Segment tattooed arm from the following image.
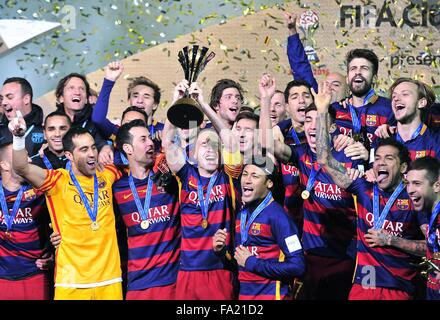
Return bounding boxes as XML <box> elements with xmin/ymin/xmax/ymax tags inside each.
<box><xmin>314</xmin><ymin>83</ymin><xmax>353</xmax><ymax>190</ymax></box>
<box><xmin>365</xmin><ymin>225</ymin><xmax>427</xmax><ymax>256</ymax></box>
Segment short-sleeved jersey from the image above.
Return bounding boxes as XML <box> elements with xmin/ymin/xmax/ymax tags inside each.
<box><xmin>332</xmin><ymin>94</ymin><xmax>395</xmax><ymax>148</ymax></box>
<box><xmin>373</xmin><ymin>124</ymin><xmax>440</xmax><ymax>161</ymax></box>
<box><xmin>0</xmin><ymin>186</ymin><xmax>49</xmax><ymax>280</ymax></box>
<box><xmin>113</xmin><ymin>170</ymin><xmax>181</xmax><ymax>291</ymax></box>
<box><xmin>426</xmin><ymin>210</ymin><xmax>440</xmax><ymax>299</ymax></box>
<box><xmin>346</xmin><ymin>178</ymin><xmax>427</xmax><ymax>294</ymax></box>
<box><xmin>276</xmin><ymin>119</ymin><xmax>306</xmax><ymax>224</ymax></box>
<box><xmin>290</xmin><ymin>144</ymin><xmax>359</xmax><ymax>259</ymax></box>
<box><xmin>175</xmin><ymin>163</ymin><xmax>240</xmax><ymax>271</ymax></box>
<box><xmin>236</xmin><ymin>201</ymin><xmax>304</xmax><ymax>300</ymax></box>
<box><xmin>39</xmin><ymin>165</ymin><xmax>122</xmax><ymax>287</ymax></box>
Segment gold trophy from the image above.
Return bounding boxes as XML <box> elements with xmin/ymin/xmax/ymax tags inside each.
<box><xmin>167</xmin><ymin>45</ymin><xmax>216</xmax><ymax>129</ymax></box>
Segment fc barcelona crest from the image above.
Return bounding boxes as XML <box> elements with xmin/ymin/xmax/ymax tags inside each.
<box><xmin>23</xmin><ymin>189</ymin><xmax>37</xmax><ymax>201</ymax></box>
<box><xmin>396</xmin><ymin>199</ymin><xmax>409</xmax><ymax>211</ymax></box>
<box><xmin>31</xmin><ymin>132</ymin><xmax>44</xmax><ymax>144</ymax></box>
<box><xmin>366</xmin><ymin>115</ymin><xmax>377</xmax><ymax>127</ymax></box>
<box><xmin>98</xmin><ymin>179</ymin><xmax>107</xmax><ymax>189</ymax></box>
<box><xmin>250</xmin><ymin>223</ymin><xmax>261</xmax><ymax>235</ymax></box>
<box><xmin>415</xmin><ymin>150</ymin><xmax>426</xmax><ymax>159</ymax></box>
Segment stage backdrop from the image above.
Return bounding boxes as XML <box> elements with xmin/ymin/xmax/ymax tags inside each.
<box><xmin>35</xmin><ymin>0</ymin><xmax>440</xmax><ymax>122</ymax></box>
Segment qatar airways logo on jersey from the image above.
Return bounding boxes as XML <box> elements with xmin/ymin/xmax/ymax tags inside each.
<box><xmin>365</xmin><ymin>212</ymin><xmax>404</xmax><ymax>236</ymax></box>
<box><xmin>281</xmin><ymin>164</ymin><xmax>299</xmax><ymax>176</ymax></box>
<box><xmin>188</xmin><ymin>185</ymin><xmax>225</xmax><ymax>206</ymax></box>
<box><xmin>313</xmin><ymin>181</ymin><xmax>343</xmax><ymax>201</ymax></box>
<box><xmin>0</xmin><ymin>207</ymin><xmax>34</xmax><ymax>224</ymax></box>
<box><xmin>73</xmin><ymin>190</ymin><xmax>111</xmax><ymax>208</ymax></box>
<box><xmin>131</xmin><ymin>205</ymin><xmax>171</xmax><ymax>225</ymax></box>
<box><xmin>338</xmin><ymin>127</ymin><xmax>374</xmax><ymax>144</ymax></box>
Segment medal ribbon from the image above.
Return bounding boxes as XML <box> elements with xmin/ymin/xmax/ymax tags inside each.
<box><xmin>305</xmin><ymin>163</ymin><xmax>322</xmax><ymax>194</ymax></box>
<box><xmin>149</xmin><ymin>123</ymin><xmax>155</xmax><ymax>138</ymax></box>
<box><xmin>363</xmin><ymin>88</ymin><xmax>376</xmax><ymax>105</ymax></box>
<box><xmin>288</xmin><ymin>127</ymin><xmax>301</xmax><ymax>145</ymax></box>
<box><xmin>240</xmin><ymin>192</ymin><xmax>273</xmax><ymax>245</ymax></box>
<box><xmin>373</xmin><ymin>181</ymin><xmax>405</xmax><ymax>230</ymax></box>
<box><xmin>24</xmin><ymin>124</ymin><xmax>35</xmax><ymax>138</ymax></box>
<box><xmin>42</xmin><ymin>155</ymin><xmax>53</xmax><ymax>170</ymax></box>
<box><xmin>69</xmin><ymin>170</ymin><xmax>99</xmax><ymax>224</ymax></box>
<box><xmin>120</xmin><ymin>153</ymin><xmax>129</xmax><ymax>165</ymax></box>
<box><xmin>347</xmin><ymin>89</ymin><xmax>375</xmax><ymax>134</ymax></box>
<box><xmin>396</xmin><ymin>123</ymin><xmax>424</xmax><ymax>143</ymax></box>
<box><xmin>428</xmin><ymin>200</ymin><xmax>440</xmax><ymax>253</ymax></box>
<box><xmin>197</xmin><ymin>172</ymin><xmax>218</xmax><ymax>224</ymax></box>
<box><xmin>348</xmin><ymin>104</ymin><xmax>361</xmax><ymax>134</ymax></box>
<box><xmin>0</xmin><ymin>183</ymin><xmax>26</xmax><ymax>232</ymax></box>
<box><xmin>128</xmin><ymin>170</ymin><xmax>154</xmax><ymax>223</ymax></box>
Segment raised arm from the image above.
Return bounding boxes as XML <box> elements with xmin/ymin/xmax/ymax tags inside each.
<box><xmin>91</xmin><ymin>61</ymin><xmax>124</xmax><ymax>139</ymax></box>
<box><xmin>162</xmin><ymin>119</ymin><xmax>186</xmax><ymax>174</ymax></box>
<box><xmin>10</xmin><ymin>112</ymin><xmax>47</xmax><ymax>188</ymax></box>
<box><xmin>258</xmin><ymin>74</ymin><xmax>276</xmax><ymax>156</ymax></box>
<box><xmin>314</xmin><ymin>83</ymin><xmax>353</xmax><ymax>190</ymax></box>
<box><xmin>189</xmin><ymin>82</ymin><xmax>238</xmax><ymax>154</ymax></box>
<box><xmin>258</xmin><ymin>74</ymin><xmax>292</xmax><ymax>163</ymax></box>
<box><xmin>162</xmin><ymin>81</ymin><xmax>189</xmax><ymax>174</ymax></box>
<box><xmin>284</xmin><ymin>11</ymin><xmax>318</xmax><ymax>92</ymax></box>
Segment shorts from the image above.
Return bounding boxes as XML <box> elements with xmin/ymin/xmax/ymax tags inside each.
<box><xmin>0</xmin><ymin>273</ymin><xmax>51</xmax><ymax>300</ymax></box>
<box><xmin>54</xmin><ymin>282</ymin><xmax>123</xmax><ymax>300</ymax></box>
<box><xmin>126</xmin><ymin>283</ymin><xmax>176</xmax><ymax>300</ymax></box>
<box><xmin>349</xmin><ymin>283</ymin><xmax>411</xmax><ymax>300</ymax></box>
<box><xmin>176</xmin><ymin>269</ymin><xmax>234</xmax><ymax>300</ymax></box>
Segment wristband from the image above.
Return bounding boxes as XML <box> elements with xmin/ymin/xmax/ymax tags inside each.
<box><xmin>13</xmin><ymin>135</ymin><xmax>26</xmax><ymax>151</ymax></box>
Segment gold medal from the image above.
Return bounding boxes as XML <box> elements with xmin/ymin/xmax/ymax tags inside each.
<box><xmin>433</xmin><ymin>252</ymin><xmax>440</xmax><ymax>260</ymax></box>
<box><xmin>353</xmin><ymin>133</ymin><xmax>361</xmax><ymax>142</ymax></box>
<box><xmin>91</xmin><ymin>221</ymin><xmax>99</xmax><ymax>231</ymax></box>
<box><xmin>202</xmin><ymin>219</ymin><xmax>208</xmax><ymax>229</ymax></box>
<box><xmin>5</xmin><ymin>230</ymin><xmax>11</xmax><ymax>238</ymax></box>
<box><xmin>301</xmin><ymin>190</ymin><xmax>310</xmax><ymax>200</ymax></box>
<box><xmin>140</xmin><ymin>220</ymin><xmax>149</xmax><ymax>230</ymax></box>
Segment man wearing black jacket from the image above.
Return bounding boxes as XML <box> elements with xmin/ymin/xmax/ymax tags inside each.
<box><xmin>0</xmin><ymin>77</ymin><xmax>45</xmax><ymax>159</ymax></box>
<box><xmin>54</xmin><ymin>73</ymin><xmax>109</xmax><ymax>152</ymax></box>
<box><xmin>31</xmin><ymin>111</ymin><xmax>72</xmax><ymax>170</ymax></box>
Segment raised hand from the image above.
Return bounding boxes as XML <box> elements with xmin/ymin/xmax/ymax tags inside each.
<box><xmin>8</xmin><ymin>110</ymin><xmax>27</xmax><ymax>137</ymax></box>
<box><xmin>312</xmin><ymin>81</ymin><xmax>332</xmax><ymax>113</ymax></box>
<box><xmin>283</xmin><ymin>12</ymin><xmax>298</xmax><ymax>34</ymax></box>
<box><xmin>188</xmin><ymin>82</ymin><xmax>206</xmax><ymax>105</ymax></box>
<box><xmin>172</xmin><ymin>79</ymin><xmax>189</xmax><ymax>104</ymax></box>
<box><xmin>258</xmin><ymin>73</ymin><xmax>276</xmax><ymax>100</ymax></box>
<box><xmin>105</xmin><ymin>61</ymin><xmax>124</xmax><ymax>82</ymax></box>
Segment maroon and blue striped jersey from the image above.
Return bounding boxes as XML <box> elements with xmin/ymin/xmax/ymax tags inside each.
<box><xmin>113</xmin><ymin>171</ymin><xmax>181</xmax><ymax>291</ymax></box>
<box><xmin>346</xmin><ymin>178</ymin><xmax>427</xmax><ymax>294</ymax></box>
<box><xmin>236</xmin><ymin>201</ymin><xmax>305</xmax><ymax>300</ymax></box>
<box><xmin>0</xmin><ymin>186</ymin><xmax>49</xmax><ymax>280</ymax></box>
<box><xmin>175</xmin><ymin>163</ymin><xmax>240</xmax><ymax>271</ymax></box>
<box><xmin>276</xmin><ymin>119</ymin><xmax>306</xmax><ymax>225</ymax></box>
<box><xmin>332</xmin><ymin>95</ymin><xmax>395</xmax><ymax>147</ymax></box>
<box><xmin>374</xmin><ymin>124</ymin><xmax>440</xmax><ymax>161</ymax></box>
<box><xmin>289</xmin><ymin>144</ymin><xmax>360</xmax><ymax>259</ymax></box>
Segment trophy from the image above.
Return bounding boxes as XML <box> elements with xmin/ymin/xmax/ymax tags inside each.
<box><xmin>167</xmin><ymin>45</ymin><xmax>216</xmax><ymax>129</ymax></box>
<box><xmin>298</xmin><ymin>10</ymin><xmax>320</xmax><ymax>63</ymax></box>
